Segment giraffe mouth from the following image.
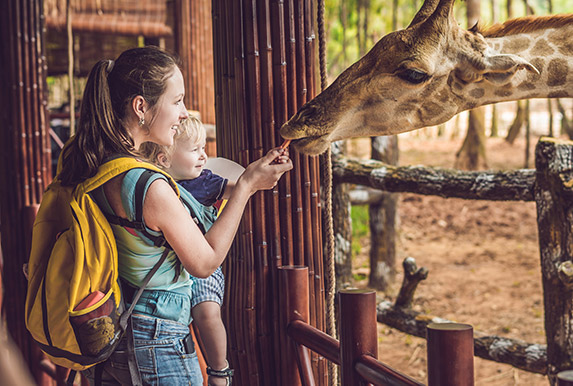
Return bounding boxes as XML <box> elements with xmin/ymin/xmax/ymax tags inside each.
<box><xmin>291</xmin><ymin>135</ymin><xmax>330</xmax><ymax>155</ymax></box>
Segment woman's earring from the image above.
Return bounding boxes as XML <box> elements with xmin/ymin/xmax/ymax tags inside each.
<box><xmin>138</xmin><ymin>117</ymin><xmax>145</xmax><ymax>126</ymax></box>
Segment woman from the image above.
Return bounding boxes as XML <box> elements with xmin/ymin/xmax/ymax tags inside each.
<box><xmin>59</xmin><ymin>46</ymin><xmax>292</xmax><ymax>385</ymax></box>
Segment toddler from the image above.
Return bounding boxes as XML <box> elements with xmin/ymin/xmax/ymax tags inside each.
<box><xmin>141</xmin><ymin>116</ymin><xmax>233</xmax><ymax>386</ymax></box>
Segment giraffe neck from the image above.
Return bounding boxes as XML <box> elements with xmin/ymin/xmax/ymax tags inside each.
<box><xmin>478</xmin><ymin>22</ymin><xmax>573</xmax><ymax>105</ymax></box>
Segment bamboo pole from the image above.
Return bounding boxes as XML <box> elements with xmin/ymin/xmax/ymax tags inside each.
<box><xmin>0</xmin><ymin>0</ymin><xmax>50</xmax><ymax>379</ymax></box>
<box><xmin>213</xmin><ymin>0</ymin><xmax>324</xmax><ymax>383</ymax></box>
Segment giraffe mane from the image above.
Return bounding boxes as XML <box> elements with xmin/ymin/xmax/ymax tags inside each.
<box><xmin>481</xmin><ymin>14</ymin><xmax>573</xmax><ymax>38</ymax></box>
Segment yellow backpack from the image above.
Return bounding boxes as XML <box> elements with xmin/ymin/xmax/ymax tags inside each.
<box><xmin>25</xmin><ymin>157</ymin><xmax>179</xmax><ymax>371</ymax></box>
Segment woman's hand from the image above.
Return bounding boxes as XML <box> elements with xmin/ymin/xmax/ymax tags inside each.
<box><xmin>238</xmin><ymin>147</ymin><xmax>293</xmax><ymax>195</ymax></box>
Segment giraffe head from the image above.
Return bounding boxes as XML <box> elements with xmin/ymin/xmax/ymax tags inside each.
<box><xmin>280</xmin><ymin>0</ymin><xmax>540</xmax><ymax>155</ymax></box>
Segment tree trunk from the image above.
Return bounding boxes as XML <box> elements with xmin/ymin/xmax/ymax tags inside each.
<box><xmin>489</xmin><ymin>0</ymin><xmax>500</xmax><ymax>139</ymax></box>
<box><xmin>340</xmin><ymin>1</ymin><xmax>347</xmax><ymax>66</ymax></box>
<box><xmin>534</xmin><ymin>138</ymin><xmax>573</xmax><ymax>384</ymax></box>
<box><xmin>455</xmin><ymin>107</ymin><xmax>488</xmax><ymax>170</ymax></box>
<box><xmin>392</xmin><ymin>0</ymin><xmax>399</xmax><ymax>31</ymax></box>
<box><xmin>525</xmin><ymin>100</ymin><xmax>531</xmax><ymax>168</ymax></box>
<box><xmin>368</xmin><ymin>136</ymin><xmax>399</xmax><ymax>291</ymax></box>
<box><xmin>556</xmin><ymin>99</ymin><xmax>573</xmax><ymax>139</ymax></box>
<box><xmin>356</xmin><ymin>0</ymin><xmax>362</xmax><ymax>58</ymax></box>
<box><xmin>506</xmin><ymin>100</ymin><xmax>526</xmax><ymax>144</ymax></box>
<box><xmin>490</xmin><ymin>105</ymin><xmax>499</xmax><ymax>137</ymax></box>
<box><xmin>332</xmin><ymin>142</ymin><xmax>352</xmax><ymax>290</ymax></box>
<box><xmin>456</xmin><ymin>0</ymin><xmax>486</xmax><ymax>170</ymax></box>
<box><xmin>362</xmin><ymin>0</ymin><xmax>370</xmax><ymax>56</ymax></box>
<box><xmin>547</xmin><ymin>99</ymin><xmax>554</xmax><ymax>137</ymax></box>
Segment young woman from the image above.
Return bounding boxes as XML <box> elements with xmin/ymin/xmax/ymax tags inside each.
<box><xmin>59</xmin><ymin>46</ymin><xmax>292</xmax><ymax>385</ymax></box>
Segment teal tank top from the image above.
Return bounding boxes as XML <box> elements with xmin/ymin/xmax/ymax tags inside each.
<box><xmin>92</xmin><ymin>168</ymin><xmax>216</xmax><ymax>324</ymax></box>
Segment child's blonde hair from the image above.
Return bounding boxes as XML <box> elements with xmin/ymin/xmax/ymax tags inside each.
<box><xmin>140</xmin><ymin>115</ymin><xmax>207</xmax><ymax>166</ymax></box>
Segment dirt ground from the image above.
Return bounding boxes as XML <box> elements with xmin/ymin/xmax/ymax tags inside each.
<box><xmin>346</xmin><ymin>132</ymin><xmax>551</xmax><ymax>385</ymax></box>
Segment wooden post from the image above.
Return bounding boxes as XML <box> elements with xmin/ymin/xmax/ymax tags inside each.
<box><xmin>279</xmin><ymin>266</ymin><xmax>310</xmax><ymax>386</ymax></box>
<box><xmin>427</xmin><ymin>323</ymin><xmax>474</xmax><ymax>386</ymax></box>
<box><xmin>339</xmin><ymin>289</ymin><xmax>376</xmax><ymax>385</ymax></box>
<box><xmin>558</xmin><ymin>370</ymin><xmax>573</xmax><ymax>386</ymax></box>
<box><xmin>535</xmin><ymin>137</ymin><xmax>573</xmax><ymax>381</ymax></box>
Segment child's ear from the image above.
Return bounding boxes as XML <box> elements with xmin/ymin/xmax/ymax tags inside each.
<box><xmin>157</xmin><ymin>153</ymin><xmax>171</xmax><ymax>169</ymax></box>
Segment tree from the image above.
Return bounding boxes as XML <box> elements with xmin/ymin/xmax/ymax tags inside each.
<box><xmin>369</xmin><ymin>136</ymin><xmax>399</xmax><ymax>290</ymax></box>
<box><xmin>455</xmin><ymin>0</ymin><xmax>488</xmax><ymax>170</ymax></box>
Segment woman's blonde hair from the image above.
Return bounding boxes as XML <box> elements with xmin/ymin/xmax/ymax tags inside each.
<box><xmin>140</xmin><ymin>115</ymin><xmax>207</xmax><ymax>167</ymax></box>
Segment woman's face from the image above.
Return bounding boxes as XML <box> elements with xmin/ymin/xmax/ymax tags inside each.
<box><xmin>144</xmin><ymin>67</ymin><xmax>188</xmax><ymax>147</ymax></box>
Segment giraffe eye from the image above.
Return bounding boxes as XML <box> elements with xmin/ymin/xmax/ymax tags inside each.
<box><xmin>397</xmin><ymin>69</ymin><xmax>429</xmax><ymax>84</ymax></box>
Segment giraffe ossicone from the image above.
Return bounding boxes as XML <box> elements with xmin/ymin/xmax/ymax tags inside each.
<box><xmin>280</xmin><ymin>0</ymin><xmax>573</xmax><ymax>155</ymax></box>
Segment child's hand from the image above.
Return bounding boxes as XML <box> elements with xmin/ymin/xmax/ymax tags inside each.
<box><xmin>272</xmin><ymin>139</ymin><xmax>291</xmax><ymax>164</ymax></box>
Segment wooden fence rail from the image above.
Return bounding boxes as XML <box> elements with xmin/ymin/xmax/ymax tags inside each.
<box><xmin>331</xmin><ymin>137</ymin><xmax>573</xmax><ymax>382</ymax></box>
<box><xmin>279</xmin><ymin>265</ymin><xmax>477</xmax><ymax>386</ymax></box>
<box><xmin>332</xmin><ymin>157</ymin><xmax>535</xmax><ymax>201</ymax></box>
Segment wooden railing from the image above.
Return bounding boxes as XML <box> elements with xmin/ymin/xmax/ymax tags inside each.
<box><xmin>331</xmin><ymin>137</ymin><xmax>573</xmax><ymax>382</ymax></box>
<box><xmin>279</xmin><ymin>266</ymin><xmax>476</xmax><ymax>385</ymax></box>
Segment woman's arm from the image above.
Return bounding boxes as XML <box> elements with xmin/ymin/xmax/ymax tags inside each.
<box><xmin>145</xmin><ymin>147</ymin><xmax>292</xmax><ymax>278</ymax></box>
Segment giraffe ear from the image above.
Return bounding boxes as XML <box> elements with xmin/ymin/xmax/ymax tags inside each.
<box><xmin>482</xmin><ymin>53</ymin><xmax>539</xmax><ymax>85</ymax></box>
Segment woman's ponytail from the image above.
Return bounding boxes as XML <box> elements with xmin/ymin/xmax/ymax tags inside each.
<box><xmin>58</xmin><ymin>47</ymin><xmax>179</xmax><ymax>186</ymax></box>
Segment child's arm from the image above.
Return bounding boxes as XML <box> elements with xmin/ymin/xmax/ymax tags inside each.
<box><xmin>221</xmin><ymin>181</ymin><xmax>234</xmax><ymax>200</ymax></box>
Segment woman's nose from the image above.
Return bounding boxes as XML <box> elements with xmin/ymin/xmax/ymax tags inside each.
<box><xmin>181</xmin><ymin>106</ymin><xmax>189</xmax><ymax>119</ymax></box>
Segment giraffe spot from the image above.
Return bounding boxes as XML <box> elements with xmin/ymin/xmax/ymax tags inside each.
<box><xmin>494</xmin><ymin>89</ymin><xmax>513</xmax><ymax>97</ymax></box>
<box><xmin>504</xmin><ymin>37</ymin><xmax>530</xmax><ymax>53</ymax></box>
<box><xmin>396</xmin><ymin>102</ymin><xmax>419</xmax><ymax>117</ymax></box>
<box><xmin>547</xmin><ymin>59</ymin><xmax>568</xmax><ymax>87</ymax></box>
<box><xmin>469</xmin><ymin>88</ymin><xmax>485</xmax><ymax>99</ymax></box>
<box><xmin>557</xmin><ymin>41</ymin><xmax>573</xmax><ymax>57</ymax></box>
<box><xmin>420</xmin><ymin>102</ymin><xmax>444</xmax><ymax>119</ymax></box>
<box><xmin>420</xmin><ymin>78</ymin><xmax>442</xmax><ymax>98</ymax></box>
<box><xmin>530</xmin><ymin>39</ymin><xmax>555</xmax><ymax>57</ymax></box>
<box><xmin>438</xmin><ymin>89</ymin><xmax>451</xmax><ymax>103</ymax></box>
<box><xmin>465</xmin><ymin>102</ymin><xmax>477</xmax><ymax>110</ymax></box>
<box><xmin>548</xmin><ymin>91</ymin><xmax>569</xmax><ymax>98</ymax></box>
<box><xmin>517</xmin><ymin>82</ymin><xmax>536</xmax><ymax>91</ymax></box>
<box><xmin>547</xmin><ymin>27</ymin><xmax>573</xmax><ymax>56</ymax></box>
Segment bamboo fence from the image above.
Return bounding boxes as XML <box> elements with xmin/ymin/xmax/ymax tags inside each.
<box><xmin>0</xmin><ymin>0</ymin><xmax>51</xmax><ymax>382</ymax></box>
<box><xmin>174</xmin><ymin>0</ymin><xmax>216</xmax><ymax>125</ymax></box>
<box><xmin>212</xmin><ymin>0</ymin><xmax>327</xmax><ymax>384</ymax></box>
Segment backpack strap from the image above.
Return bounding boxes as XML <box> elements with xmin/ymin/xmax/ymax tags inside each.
<box><xmin>105</xmin><ymin>169</ymin><xmax>207</xmax><ymax>249</ymax></box>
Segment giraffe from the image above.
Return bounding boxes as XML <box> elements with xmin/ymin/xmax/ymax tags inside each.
<box><xmin>279</xmin><ymin>0</ymin><xmax>573</xmax><ymax>155</ymax></box>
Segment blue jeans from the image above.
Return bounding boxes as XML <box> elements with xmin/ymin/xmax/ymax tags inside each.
<box><xmin>84</xmin><ymin>314</ymin><xmax>203</xmax><ymax>385</ymax></box>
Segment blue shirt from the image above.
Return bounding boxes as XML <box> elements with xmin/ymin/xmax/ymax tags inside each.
<box><xmin>178</xmin><ymin>169</ymin><xmax>227</xmax><ymax>206</ymax></box>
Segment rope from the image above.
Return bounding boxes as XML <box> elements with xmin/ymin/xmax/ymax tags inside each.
<box><xmin>317</xmin><ymin>0</ymin><xmax>337</xmax><ymax>384</ymax></box>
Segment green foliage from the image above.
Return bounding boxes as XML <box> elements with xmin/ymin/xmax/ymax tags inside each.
<box><xmin>324</xmin><ymin>0</ymin><xmax>573</xmax><ymax>80</ymax></box>
<box><xmin>351</xmin><ymin>204</ymin><xmax>370</xmax><ymax>257</ymax></box>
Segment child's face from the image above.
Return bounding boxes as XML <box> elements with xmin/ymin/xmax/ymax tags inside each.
<box><xmin>167</xmin><ymin>137</ymin><xmax>207</xmax><ymax>180</ymax></box>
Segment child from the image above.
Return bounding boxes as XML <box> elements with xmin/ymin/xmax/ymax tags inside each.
<box><xmin>141</xmin><ymin>116</ymin><xmax>235</xmax><ymax>386</ymax></box>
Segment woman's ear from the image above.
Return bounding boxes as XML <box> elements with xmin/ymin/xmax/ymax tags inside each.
<box><xmin>157</xmin><ymin>152</ymin><xmax>171</xmax><ymax>169</ymax></box>
<box><xmin>131</xmin><ymin>95</ymin><xmax>147</xmax><ymax>123</ymax></box>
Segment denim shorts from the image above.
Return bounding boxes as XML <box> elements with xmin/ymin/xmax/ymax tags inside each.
<box><xmin>191</xmin><ymin>266</ymin><xmax>225</xmax><ymax>308</ymax></box>
<box><xmin>84</xmin><ymin>314</ymin><xmax>203</xmax><ymax>385</ymax></box>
